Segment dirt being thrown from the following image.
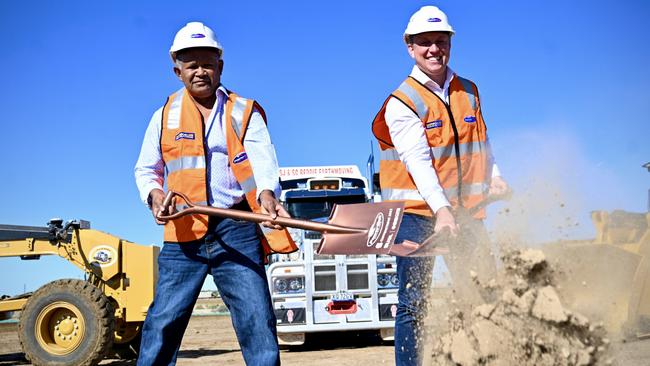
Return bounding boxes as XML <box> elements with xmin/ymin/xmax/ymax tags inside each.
<box><xmin>427</xmin><ymin>249</ymin><xmax>610</xmax><ymax>366</ymax></box>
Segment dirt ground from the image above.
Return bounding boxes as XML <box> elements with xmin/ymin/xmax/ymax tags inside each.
<box><xmin>0</xmin><ymin>314</ymin><xmax>648</xmax><ymax>366</ymax></box>
<box><xmin>0</xmin><ymin>315</ymin><xmax>393</xmax><ymax>366</ymax></box>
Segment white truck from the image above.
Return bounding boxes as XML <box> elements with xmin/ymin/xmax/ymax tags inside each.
<box><xmin>267</xmin><ymin>165</ymin><xmax>399</xmax><ymax>345</ymax></box>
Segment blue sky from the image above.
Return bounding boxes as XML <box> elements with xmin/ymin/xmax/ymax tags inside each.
<box><xmin>1</xmin><ymin>0</ymin><xmax>648</xmax><ymax>295</ymax></box>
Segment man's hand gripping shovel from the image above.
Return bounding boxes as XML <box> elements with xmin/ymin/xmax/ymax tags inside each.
<box><xmin>157</xmin><ymin>190</ymin><xmax>408</xmax><ymax>254</ymax></box>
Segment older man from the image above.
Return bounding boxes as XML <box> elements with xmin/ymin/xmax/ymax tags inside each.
<box><xmin>134</xmin><ymin>22</ymin><xmax>295</xmax><ymax>365</ymax></box>
<box><xmin>372</xmin><ymin>6</ymin><xmax>509</xmax><ymax>365</ymax></box>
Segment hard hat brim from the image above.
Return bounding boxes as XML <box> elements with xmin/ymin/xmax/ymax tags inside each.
<box><xmin>169</xmin><ymin>45</ymin><xmax>223</xmax><ymax>62</ymax></box>
<box><xmin>403</xmin><ymin>29</ymin><xmax>454</xmax><ymax>44</ymax></box>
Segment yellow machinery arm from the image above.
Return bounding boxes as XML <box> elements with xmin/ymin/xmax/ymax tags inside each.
<box><xmin>0</xmin><ymin>219</ymin><xmax>158</xmax><ymax>323</ymax></box>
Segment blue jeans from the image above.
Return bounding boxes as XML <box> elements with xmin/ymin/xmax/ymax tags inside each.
<box><xmin>394</xmin><ymin>214</ymin><xmax>435</xmax><ymax>366</ymax></box>
<box><xmin>137</xmin><ymin>217</ymin><xmax>279</xmax><ymax>366</ymax></box>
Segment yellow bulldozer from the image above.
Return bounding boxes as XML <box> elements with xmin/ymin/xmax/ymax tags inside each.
<box><xmin>542</xmin><ymin>210</ymin><xmax>650</xmax><ymax>339</ymax></box>
<box><xmin>0</xmin><ymin>219</ymin><xmax>158</xmax><ymax>366</ymax></box>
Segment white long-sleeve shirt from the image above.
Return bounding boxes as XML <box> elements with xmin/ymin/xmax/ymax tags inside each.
<box><xmin>134</xmin><ymin>85</ymin><xmax>281</xmax><ymax>209</ymax></box>
<box><xmin>384</xmin><ymin>66</ymin><xmax>500</xmax><ymax>214</ymax></box>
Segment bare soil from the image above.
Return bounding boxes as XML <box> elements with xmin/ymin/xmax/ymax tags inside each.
<box><xmin>0</xmin><ymin>312</ymin><xmax>648</xmax><ymax>365</ymax></box>
<box><xmin>423</xmin><ymin>249</ymin><xmax>650</xmax><ymax>366</ymax></box>
<box><xmin>0</xmin><ymin>315</ymin><xmax>394</xmax><ymax>366</ymax></box>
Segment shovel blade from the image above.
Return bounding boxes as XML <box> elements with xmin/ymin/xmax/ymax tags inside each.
<box><xmin>317</xmin><ymin>202</ymin><xmax>404</xmax><ymax>255</ymax></box>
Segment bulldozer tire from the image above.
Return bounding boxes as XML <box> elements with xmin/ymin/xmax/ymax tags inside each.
<box><xmin>18</xmin><ymin>279</ymin><xmax>114</xmax><ymax>366</ymax></box>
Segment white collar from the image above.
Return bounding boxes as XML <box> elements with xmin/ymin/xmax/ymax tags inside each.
<box><xmin>216</xmin><ymin>84</ymin><xmax>228</xmax><ymax>99</ymax></box>
<box><xmin>409</xmin><ymin>65</ymin><xmax>455</xmax><ymax>92</ymax></box>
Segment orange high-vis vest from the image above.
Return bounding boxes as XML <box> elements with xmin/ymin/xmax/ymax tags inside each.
<box><xmin>160</xmin><ymin>87</ymin><xmax>297</xmax><ymax>255</ymax></box>
<box><xmin>372</xmin><ymin>75</ymin><xmax>490</xmax><ymax>219</ymax></box>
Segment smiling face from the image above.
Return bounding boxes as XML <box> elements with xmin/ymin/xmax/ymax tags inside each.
<box><xmin>173</xmin><ymin>47</ymin><xmax>223</xmax><ymax>101</ymax></box>
<box><xmin>407</xmin><ymin>31</ymin><xmax>451</xmax><ymax>83</ymax></box>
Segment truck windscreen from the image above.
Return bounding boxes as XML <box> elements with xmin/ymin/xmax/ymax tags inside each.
<box><xmin>286</xmin><ymin>195</ymin><xmax>367</xmax><ymax>220</ymax></box>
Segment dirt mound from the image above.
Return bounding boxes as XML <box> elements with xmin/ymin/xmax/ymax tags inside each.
<box><xmin>427</xmin><ymin>249</ymin><xmax>611</xmax><ymax>366</ymax></box>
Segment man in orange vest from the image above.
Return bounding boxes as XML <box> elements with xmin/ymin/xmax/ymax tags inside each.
<box><xmin>372</xmin><ymin>6</ymin><xmax>509</xmax><ymax>365</ymax></box>
<box><xmin>134</xmin><ymin>22</ymin><xmax>295</xmax><ymax>366</ymax></box>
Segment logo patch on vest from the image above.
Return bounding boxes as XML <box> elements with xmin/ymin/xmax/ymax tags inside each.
<box><xmin>464</xmin><ymin>116</ymin><xmax>477</xmax><ymax>123</ymax></box>
<box><xmin>190</xmin><ymin>33</ymin><xmax>205</xmax><ymax>38</ymax></box>
<box><xmin>175</xmin><ymin>132</ymin><xmax>195</xmax><ymax>141</ymax></box>
<box><xmin>233</xmin><ymin>152</ymin><xmax>248</xmax><ymax>164</ymax></box>
<box><xmin>427</xmin><ymin>17</ymin><xmax>442</xmax><ymax>22</ymax></box>
<box><xmin>425</xmin><ymin>120</ymin><xmax>443</xmax><ymax>129</ymax></box>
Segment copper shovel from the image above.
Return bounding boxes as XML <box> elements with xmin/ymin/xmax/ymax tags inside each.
<box><xmin>157</xmin><ymin>191</ymin><xmax>406</xmax><ymax>255</ymax></box>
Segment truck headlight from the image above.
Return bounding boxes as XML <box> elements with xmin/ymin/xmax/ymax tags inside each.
<box><xmin>273</xmin><ymin>277</ymin><xmax>305</xmax><ymax>294</ymax></box>
<box><xmin>377</xmin><ymin>273</ymin><xmax>398</xmax><ymax>288</ymax></box>
<box><xmin>288</xmin><ymin>277</ymin><xmax>304</xmax><ymax>291</ymax></box>
<box><xmin>274</xmin><ymin>278</ymin><xmax>288</xmax><ymax>292</ymax></box>
<box><xmin>377</xmin><ymin>274</ymin><xmax>390</xmax><ymax>287</ymax></box>
<box><xmin>390</xmin><ymin>273</ymin><xmax>399</xmax><ymax>286</ymax></box>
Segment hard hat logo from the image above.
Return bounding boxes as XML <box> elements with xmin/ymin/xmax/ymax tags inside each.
<box><xmin>427</xmin><ymin>18</ymin><xmax>442</xmax><ymax>22</ymax></box>
<box><xmin>191</xmin><ymin>33</ymin><xmax>206</xmax><ymax>39</ymax></box>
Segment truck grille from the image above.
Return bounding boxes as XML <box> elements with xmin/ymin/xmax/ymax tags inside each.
<box><xmin>314</xmin><ymin>265</ymin><xmax>336</xmax><ymax>291</ymax></box>
<box><xmin>347</xmin><ymin>263</ymin><xmax>369</xmax><ymax>290</ymax></box>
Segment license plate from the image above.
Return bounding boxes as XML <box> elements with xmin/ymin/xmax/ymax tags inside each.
<box><xmin>330</xmin><ymin>291</ymin><xmax>354</xmax><ymax>302</ymax></box>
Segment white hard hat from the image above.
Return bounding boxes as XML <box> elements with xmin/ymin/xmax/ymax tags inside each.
<box><xmin>403</xmin><ymin>6</ymin><xmax>454</xmax><ymax>43</ymax></box>
<box><xmin>169</xmin><ymin>22</ymin><xmax>223</xmax><ymax>60</ymax></box>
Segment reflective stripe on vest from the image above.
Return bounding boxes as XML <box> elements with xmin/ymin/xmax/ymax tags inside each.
<box><xmin>228</xmin><ymin>95</ymin><xmax>257</xmax><ymax>196</ymax></box>
<box><xmin>396</xmin><ymin>81</ymin><xmax>428</xmax><ymax>119</ymax></box>
<box><xmin>239</xmin><ymin>175</ymin><xmax>257</xmax><ymax>194</ymax></box>
<box><xmin>457</xmin><ymin>77</ymin><xmax>477</xmax><ymax>110</ymax></box>
<box><xmin>444</xmin><ymin>183</ymin><xmax>487</xmax><ymax>199</ymax></box>
<box><xmin>166</xmin><ymin>87</ymin><xmax>184</xmax><ymax>129</ymax></box>
<box><xmin>431</xmin><ymin>141</ymin><xmax>486</xmax><ymax>161</ymax></box>
<box><xmin>380</xmin><ymin>184</ymin><xmax>486</xmax><ymax>202</ymax></box>
<box><xmin>165</xmin><ymin>156</ymin><xmax>206</xmax><ymax>174</ymax></box>
<box><xmin>381</xmin><ymin>188</ymin><xmax>422</xmax><ymax>202</ymax></box>
<box><xmin>380</xmin><ymin>141</ymin><xmax>488</xmax><ymax>162</ymax></box>
<box><xmin>230</xmin><ymin>97</ymin><xmax>248</xmax><ymax>140</ymax></box>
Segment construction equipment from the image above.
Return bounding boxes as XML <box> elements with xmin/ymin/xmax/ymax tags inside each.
<box><xmin>542</xmin><ymin>210</ymin><xmax>650</xmax><ymax>339</ymax></box>
<box><xmin>0</xmin><ymin>219</ymin><xmax>158</xmax><ymax>365</ymax></box>
<box><xmin>262</xmin><ymin>165</ymin><xmax>404</xmax><ymax>345</ymax></box>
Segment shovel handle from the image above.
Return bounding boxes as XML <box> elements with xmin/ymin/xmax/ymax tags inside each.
<box><xmin>390</xmin><ymin>227</ymin><xmax>452</xmax><ymax>257</ymax></box>
<box><xmin>158</xmin><ymin>191</ymin><xmax>365</xmax><ymax>234</ymax></box>
<box><xmin>466</xmin><ymin>190</ymin><xmax>513</xmax><ymax>217</ymax></box>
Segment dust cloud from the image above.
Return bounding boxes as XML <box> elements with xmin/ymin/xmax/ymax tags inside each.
<box><xmin>418</xmin><ymin>131</ymin><xmax>644</xmax><ymax>365</ymax></box>
<box><xmin>424</xmin><ymin>249</ymin><xmax>610</xmax><ymax>366</ymax></box>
